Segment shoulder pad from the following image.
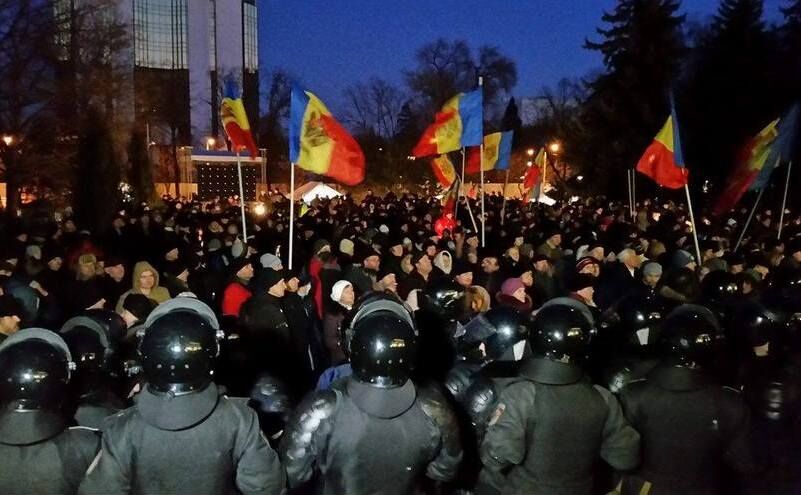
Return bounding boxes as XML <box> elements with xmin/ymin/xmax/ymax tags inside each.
<box><xmin>417</xmin><ymin>384</ymin><xmax>457</xmax><ymax>427</ymax></box>
<box><xmin>296</xmin><ymin>389</ymin><xmax>339</xmax><ymax>426</ymax></box>
<box><xmin>722</xmin><ymin>385</ymin><xmax>742</xmax><ymax>395</ymax></box>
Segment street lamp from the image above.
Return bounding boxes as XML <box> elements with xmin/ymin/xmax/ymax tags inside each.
<box><xmin>526</xmin><ymin>148</ymin><xmax>535</xmax><ymax>157</ymax></box>
<box><xmin>549</xmin><ymin>142</ymin><xmax>560</xmax><ymax>154</ymax></box>
<box><xmin>206</xmin><ymin>137</ymin><xmax>216</xmax><ymax>150</ymax></box>
<box><xmin>2</xmin><ymin>135</ymin><xmax>13</xmax><ymax>147</ymax></box>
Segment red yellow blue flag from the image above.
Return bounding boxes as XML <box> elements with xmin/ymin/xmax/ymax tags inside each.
<box><xmin>412</xmin><ymin>89</ymin><xmax>483</xmax><ymax>157</ymax></box>
<box><xmin>635</xmin><ymin>103</ymin><xmax>689</xmax><ymax>189</ymax></box>
<box><xmin>712</xmin><ymin>118</ymin><xmax>780</xmax><ymax>215</ymax></box>
<box><xmin>431</xmin><ymin>154</ymin><xmax>457</xmax><ymax>187</ymax></box>
<box><xmin>466</xmin><ymin>130</ymin><xmax>514</xmax><ymax>174</ymax></box>
<box><xmin>289</xmin><ymin>85</ymin><xmax>365</xmax><ymax>186</ymax></box>
<box><xmin>220</xmin><ymin>79</ymin><xmax>258</xmax><ymax>158</ymax></box>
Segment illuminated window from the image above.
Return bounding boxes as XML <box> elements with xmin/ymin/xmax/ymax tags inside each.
<box><xmin>243</xmin><ymin>1</ymin><xmax>257</xmax><ymax>72</ymax></box>
<box><xmin>133</xmin><ymin>0</ymin><xmax>187</xmax><ymax>69</ymax></box>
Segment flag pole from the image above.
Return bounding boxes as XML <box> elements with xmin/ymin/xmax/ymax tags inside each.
<box><xmin>631</xmin><ymin>170</ymin><xmax>637</xmax><ymax>220</ymax></box>
<box><xmin>627</xmin><ymin>170</ymin><xmax>633</xmax><ymax>219</ymax></box>
<box><xmin>288</xmin><ymin>161</ymin><xmax>295</xmax><ymax>270</ymax></box>
<box><xmin>455</xmin><ymin>149</ymin><xmax>465</xmax><ymax>221</ymax></box>
<box><xmin>500</xmin><ymin>168</ymin><xmax>510</xmax><ymax>226</ymax></box>
<box><xmin>541</xmin><ymin>150</ymin><xmax>547</xmax><ymax>201</ymax></box>
<box><xmin>778</xmin><ymin>160</ymin><xmax>792</xmax><ymax>240</ymax></box>
<box><xmin>478</xmin><ymin>76</ymin><xmax>485</xmax><ymax>248</ymax></box>
<box><xmin>236</xmin><ymin>150</ymin><xmax>248</xmax><ymax>242</ymax></box>
<box><xmin>734</xmin><ymin>187</ymin><xmax>765</xmax><ymax>252</ymax></box>
<box><xmin>463</xmin><ymin>180</ymin><xmax>480</xmax><ymax>233</ymax></box>
<box><xmin>683</xmin><ymin>184</ymin><xmax>702</xmax><ymax>267</ymax></box>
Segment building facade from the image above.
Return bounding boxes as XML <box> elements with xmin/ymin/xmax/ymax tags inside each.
<box><xmin>56</xmin><ymin>0</ymin><xmax>259</xmax><ymax>148</ymax></box>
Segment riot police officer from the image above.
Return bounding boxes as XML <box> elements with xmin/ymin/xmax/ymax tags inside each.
<box><xmin>280</xmin><ymin>294</ymin><xmax>462</xmax><ymax>495</ymax></box>
<box><xmin>415</xmin><ymin>278</ymin><xmax>467</xmax><ymax>382</ymax></box>
<box><xmin>478</xmin><ymin>299</ymin><xmax>640</xmax><ymax>495</ymax></box>
<box><xmin>60</xmin><ymin>310</ymin><xmax>128</xmax><ymax>428</ymax></box>
<box><xmin>79</xmin><ymin>297</ymin><xmax>285</xmax><ymax>495</ymax></box>
<box><xmin>618</xmin><ymin>304</ymin><xmax>755</xmax><ymax>495</ymax></box>
<box><xmin>0</xmin><ymin>328</ymin><xmax>101</xmax><ymax>494</ymax></box>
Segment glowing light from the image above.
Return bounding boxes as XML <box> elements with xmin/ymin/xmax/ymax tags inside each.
<box><xmin>576</xmin><ymin>175</ymin><xmax>584</xmax><ymax>182</ymax></box>
<box><xmin>254</xmin><ymin>203</ymin><xmax>266</xmax><ymax>216</ymax></box>
<box><xmin>205</xmin><ymin>137</ymin><xmax>216</xmax><ymax>150</ymax></box>
<box><xmin>2</xmin><ymin>135</ymin><xmax>13</xmax><ymax>146</ymax></box>
<box><xmin>526</xmin><ymin>148</ymin><xmax>535</xmax><ymax>157</ymax></box>
<box><xmin>549</xmin><ymin>142</ymin><xmax>560</xmax><ymax>154</ymax></box>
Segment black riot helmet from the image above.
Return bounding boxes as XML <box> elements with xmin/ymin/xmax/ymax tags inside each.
<box><xmin>345</xmin><ymin>293</ymin><xmax>417</xmax><ymax>388</ymax></box>
<box><xmin>140</xmin><ymin>298</ymin><xmax>222</xmax><ymax>394</ymax></box>
<box><xmin>81</xmin><ymin>309</ymin><xmax>127</xmax><ymax>344</ymax></box>
<box><xmin>730</xmin><ymin>301</ymin><xmax>775</xmax><ymax>352</ymax></box>
<box><xmin>616</xmin><ymin>293</ymin><xmax>665</xmax><ymax>349</ymax></box>
<box><xmin>483</xmin><ymin>307</ymin><xmax>528</xmax><ymax>361</ymax></box>
<box><xmin>61</xmin><ymin>313</ymin><xmax>119</xmax><ymax>372</ymax></box>
<box><xmin>0</xmin><ymin>329</ymin><xmax>73</xmax><ymax>412</ymax></box>
<box><xmin>419</xmin><ymin>277</ymin><xmax>465</xmax><ymax>322</ymax></box>
<box><xmin>701</xmin><ymin>270</ymin><xmax>741</xmax><ymax>304</ymax></box>
<box><xmin>527</xmin><ymin>299</ymin><xmax>594</xmax><ymax>364</ymax></box>
<box><xmin>658</xmin><ymin>304</ymin><xmax>723</xmax><ymax>367</ymax></box>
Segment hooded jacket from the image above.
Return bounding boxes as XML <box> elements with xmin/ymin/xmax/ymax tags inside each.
<box><xmin>114</xmin><ymin>262</ymin><xmax>171</xmax><ymax>313</ymax></box>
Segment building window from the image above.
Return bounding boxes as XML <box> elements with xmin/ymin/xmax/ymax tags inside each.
<box><xmin>243</xmin><ymin>1</ymin><xmax>257</xmax><ymax>73</ymax></box>
<box><xmin>133</xmin><ymin>0</ymin><xmax>188</xmax><ymax>69</ymax></box>
<box><xmin>53</xmin><ymin>0</ymin><xmax>73</xmax><ymax>61</ymax></box>
<box><xmin>209</xmin><ymin>0</ymin><xmax>217</xmax><ymax>70</ymax></box>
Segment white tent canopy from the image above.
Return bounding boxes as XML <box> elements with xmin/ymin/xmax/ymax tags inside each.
<box><xmin>289</xmin><ymin>181</ymin><xmax>343</xmax><ymax>203</ymax></box>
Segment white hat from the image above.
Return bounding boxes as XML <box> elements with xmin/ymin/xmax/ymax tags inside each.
<box><xmin>260</xmin><ymin>253</ymin><xmax>282</xmax><ymax>270</ymax></box>
<box><xmin>331</xmin><ymin>280</ymin><xmax>352</xmax><ymax>302</ymax></box>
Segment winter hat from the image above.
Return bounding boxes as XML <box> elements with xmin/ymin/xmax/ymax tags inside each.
<box><xmin>253</xmin><ymin>268</ymin><xmax>284</xmax><ymax>294</ymax></box>
<box><xmin>207</xmin><ymin>238</ymin><xmax>223</xmax><ymax>252</ymax></box>
<box><xmin>0</xmin><ymin>295</ymin><xmax>23</xmax><ymax>318</ymax></box>
<box><xmin>122</xmin><ymin>293</ymin><xmax>157</xmax><ymax>321</ymax></box>
<box><xmin>672</xmin><ymin>249</ymin><xmax>695</xmax><ymax>269</ymax></box>
<box><xmin>642</xmin><ymin>261</ymin><xmax>663</xmax><ymax>277</ymax></box>
<box><xmin>575</xmin><ymin>256</ymin><xmax>599</xmax><ymax>272</ymax></box>
<box><xmin>25</xmin><ymin>245</ymin><xmax>42</xmax><ymax>261</ymax></box>
<box><xmin>339</xmin><ymin>238</ymin><xmax>355</xmax><ymax>257</ymax></box>
<box><xmin>452</xmin><ymin>257</ymin><xmax>473</xmax><ymax>276</ymax></box>
<box><xmin>313</xmin><ymin>239</ymin><xmax>331</xmax><ymax>255</ymax></box>
<box><xmin>500</xmin><ymin>277</ymin><xmax>525</xmax><ymax>297</ymax></box>
<box><xmin>259</xmin><ymin>253</ymin><xmax>283</xmax><ymax>271</ymax></box>
<box><xmin>330</xmin><ymin>280</ymin><xmax>352</xmax><ymax>303</ymax></box>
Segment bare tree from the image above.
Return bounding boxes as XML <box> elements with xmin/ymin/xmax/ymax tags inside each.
<box><xmin>343</xmin><ymin>78</ymin><xmax>405</xmax><ymax>138</ymax></box>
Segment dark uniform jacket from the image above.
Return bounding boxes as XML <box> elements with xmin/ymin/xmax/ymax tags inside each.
<box><xmin>79</xmin><ymin>383</ymin><xmax>285</xmax><ymax>495</ymax></box>
<box><xmin>280</xmin><ymin>378</ymin><xmax>462</xmax><ymax>495</ymax></box>
<box><xmin>618</xmin><ymin>364</ymin><xmax>754</xmax><ymax>495</ymax></box>
<box><xmin>479</xmin><ymin>358</ymin><xmax>641</xmax><ymax>495</ymax></box>
<box><xmin>0</xmin><ymin>410</ymin><xmax>100</xmax><ymax>495</ymax></box>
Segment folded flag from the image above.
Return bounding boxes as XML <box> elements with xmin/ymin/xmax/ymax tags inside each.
<box><xmin>441</xmin><ymin>176</ymin><xmax>461</xmax><ymax>213</ymax></box>
<box><xmin>431</xmin><ymin>154</ymin><xmax>457</xmax><ymax>187</ymax></box>
<box><xmin>220</xmin><ymin>79</ymin><xmax>258</xmax><ymax>158</ymax></box>
<box><xmin>466</xmin><ymin>130</ymin><xmax>514</xmax><ymax>174</ymax></box>
<box><xmin>290</xmin><ymin>85</ymin><xmax>365</xmax><ymax>186</ymax></box>
<box><xmin>524</xmin><ymin>148</ymin><xmax>546</xmax><ymax>201</ymax></box>
<box><xmin>712</xmin><ymin>118</ymin><xmax>780</xmax><ymax>216</ymax></box>
<box><xmin>412</xmin><ymin>89</ymin><xmax>483</xmax><ymax>157</ymax></box>
<box><xmin>635</xmin><ymin>103</ymin><xmax>689</xmax><ymax>189</ymax></box>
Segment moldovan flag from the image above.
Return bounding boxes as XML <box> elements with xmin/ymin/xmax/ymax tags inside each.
<box><xmin>220</xmin><ymin>79</ymin><xmax>258</xmax><ymax>158</ymax></box>
<box><xmin>635</xmin><ymin>105</ymin><xmax>689</xmax><ymax>189</ymax></box>
<box><xmin>523</xmin><ymin>148</ymin><xmax>544</xmax><ymax>200</ymax></box>
<box><xmin>290</xmin><ymin>85</ymin><xmax>365</xmax><ymax>186</ymax></box>
<box><xmin>440</xmin><ymin>176</ymin><xmax>460</xmax><ymax>213</ymax></box>
<box><xmin>431</xmin><ymin>154</ymin><xmax>457</xmax><ymax>187</ymax></box>
<box><xmin>465</xmin><ymin>131</ymin><xmax>514</xmax><ymax>173</ymax></box>
<box><xmin>412</xmin><ymin>89</ymin><xmax>483</xmax><ymax>157</ymax></box>
<box><xmin>712</xmin><ymin>118</ymin><xmax>780</xmax><ymax>216</ymax></box>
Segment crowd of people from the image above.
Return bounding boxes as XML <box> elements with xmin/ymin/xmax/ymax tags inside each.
<box><xmin>1</xmin><ymin>188</ymin><xmax>801</xmax><ymax>494</ymax></box>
